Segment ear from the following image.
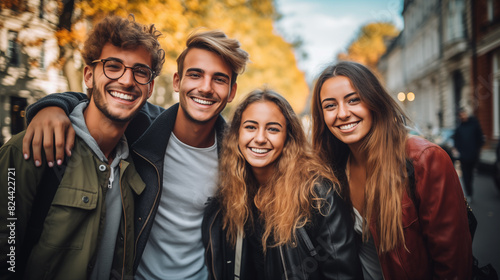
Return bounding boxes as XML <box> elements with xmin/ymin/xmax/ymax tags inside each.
<box><xmin>147</xmin><ymin>80</ymin><xmax>155</xmax><ymax>99</ymax></box>
<box><xmin>172</xmin><ymin>72</ymin><xmax>180</xmax><ymax>92</ymax></box>
<box><xmin>84</xmin><ymin>65</ymin><xmax>94</xmax><ymax>89</ymax></box>
<box><xmin>227</xmin><ymin>82</ymin><xmax>237</xmax><ymax>103</ymax></box>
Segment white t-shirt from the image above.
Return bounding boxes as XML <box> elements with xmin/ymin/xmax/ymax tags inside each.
<box><xmin>353</xmin><ymin>207</ymin><xmax>383</xmax><ymax>280</ymax></box>
<box><xmin>136</xmin><ymin>133</ymin><xmax>218</xmax><ymax>280</ymax></box>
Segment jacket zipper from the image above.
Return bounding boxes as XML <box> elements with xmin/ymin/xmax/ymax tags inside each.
<box><xmin>208</xmin><ymin>209</ymin><xmax>221</xmax><ymax>280</ymax></box>
<box><xmin>132</xmin><ymin>151</ymin><xmax>162</xmax><ymax>264</ymax></box>
<box><xmin>279</xmin><ymin>246</ymin><xmax>289</xmax><ymax>280</ymax></box>
<box><xmin>87</xmin><ymin>163</ymin><xmax>108</xmax><ymax>276</ymax></box>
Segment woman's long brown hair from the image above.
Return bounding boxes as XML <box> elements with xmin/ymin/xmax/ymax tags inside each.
<box><xmin>218</xmin><ymin>89</ymin><xmax>338</xmax><ymax>251</ymax></box>
<box><xmin>311</xmin><ymin>61</ymin><xmax>410</xmax><ymax>253</ymax></box>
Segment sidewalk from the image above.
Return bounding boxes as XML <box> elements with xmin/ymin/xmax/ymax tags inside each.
<box><xmin>467</xmin><ymin>171</ymin><xmax>500</xmax><ymax>272</ymax></box>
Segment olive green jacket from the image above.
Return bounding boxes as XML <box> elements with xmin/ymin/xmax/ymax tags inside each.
<box><xmin>0</xmin><ymin>131</ymin><xmax>145</xmax><ymax>280</ymax></box>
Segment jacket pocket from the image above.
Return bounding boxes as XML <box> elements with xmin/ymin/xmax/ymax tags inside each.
<box><xmin>402</xmin><ymin>199</ymin><xmax>419</xmax><ymax>229</ymax></box>
<box><xmin>37</xmin><ymin>186</ymin><xmax>98</xmax><ymax>250</ymax></box>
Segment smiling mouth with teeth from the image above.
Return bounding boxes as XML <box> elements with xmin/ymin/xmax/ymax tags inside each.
<box><xmin>109</xmin><ymin>90</ymin><xmax>135</xmax><ymax>101</ymax></box>
<box><xmin>339</xmin><ymin>122</ymin><xmax>359</xmax><ymax>130</ymax></box>
<box><xmin>250</xmin><ymin>147</ymin><xmax>270</xmax><ymax>154</ymax></box>
<box><xmin>192</xmin><ymin>97</ymin><xmax>215</xmax><ymax>105</ymax></box>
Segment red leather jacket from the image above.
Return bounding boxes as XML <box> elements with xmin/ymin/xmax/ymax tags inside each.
<box><xmin>370</xmin><ymin>136</ymin><xmax>472</xmax><ymax>279</ymax></box>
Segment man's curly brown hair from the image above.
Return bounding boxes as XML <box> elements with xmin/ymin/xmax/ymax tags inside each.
<box><xmin>82</xmin><ymin>14</ymin><xmax>165</xmax><ymax>88</ymax></box>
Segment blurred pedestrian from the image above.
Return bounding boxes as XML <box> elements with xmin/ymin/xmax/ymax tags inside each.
<box><xmin>453</xmin><ymin>107</ymin><xmax>484</xmax><ymax>202</ymax></box>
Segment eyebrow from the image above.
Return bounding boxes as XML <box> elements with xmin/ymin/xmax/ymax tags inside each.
<box><xmin>321</xmin><ymin>92</ymin><xmax>357</xmax><ymax>104</ymax></box>
<box><xmin>242</xmin><ymin>120</ymin><xmax>283</xmax><ymax>128</ymax></box>
<box><xmin>186</xmin><ymin>67</ymin><xmax>203</xmax><ymax>74</ymax></box>
<box><xmin>268</xmin><ymin>122</ymin><xmax>283</xmax><ymax>127</ymax></box>
<box><xmin>186</xmin><ymin>68</ymin><xmax>230</xmax><ymax>80</ymax></box>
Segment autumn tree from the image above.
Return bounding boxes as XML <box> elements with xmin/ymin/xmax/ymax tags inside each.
<box><xmin>337</xmin><ymin>22</ymin><xmax>399</xmax><ymax>72</ymax></box>
<box><xmin>52</xmin><ymin>0</ymin><xmax>310</xmax><ymax>113</ymax></box>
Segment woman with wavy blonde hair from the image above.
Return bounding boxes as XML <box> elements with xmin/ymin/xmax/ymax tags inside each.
<box><xmin>202</xmin><ymin>89</ymin><xmax>361</xmax><ymax>279</ymax></box>
<box><xmin>311</xmin><ymin>61</ymin><xmax>472</xmax><ymax>279</ymax></box>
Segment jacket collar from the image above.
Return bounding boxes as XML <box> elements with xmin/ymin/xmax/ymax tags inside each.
<box><xmin>120</xmin><ymin>160</ymin><xmax>146</xmax><ymax>195</ymax></box>
<box><xmin>131</xmin><ymin>103</ymin><xmax>178</xmax><ymax>165</ymax></box>
<box><xmin>65</xmin><ymin>137</ymin><xmax>146</xmax><ymax>196</ymax></box>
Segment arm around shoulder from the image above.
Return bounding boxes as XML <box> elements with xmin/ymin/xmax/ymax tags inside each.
<box><xmin>26</xmin><ymin>92</ymin><xmax>86</xmax><ymax>124</ymax></box>
<box><xmin>136</xmin><ymin>100</ymin><xmax>166</xmax><ymax>123</ymax></box>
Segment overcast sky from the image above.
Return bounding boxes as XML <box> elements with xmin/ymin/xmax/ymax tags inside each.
<box><xmin>274</xmin><ymin>0</ymin><xmax>404</xmax><ymax>82</ymax></box>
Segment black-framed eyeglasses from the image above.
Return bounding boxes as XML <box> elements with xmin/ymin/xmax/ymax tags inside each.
<box><xmin>92</xmin><ymin>59</ymin><xmax>155</xmax><ymax>85</ymax></box>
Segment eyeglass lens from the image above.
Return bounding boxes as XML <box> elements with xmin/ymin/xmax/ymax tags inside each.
<box><xmin>103</xmin><ymin>60</ymin><xmax>152</xmax><ymax>84</ymax></box>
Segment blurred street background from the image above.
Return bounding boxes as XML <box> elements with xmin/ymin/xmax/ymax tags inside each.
<box><xmin>471</xmin><ymin>169</ymin><xmax>500</xmax><ymax>273</ymax></box>
<box><xmin>1</xmin><ymin>0</ymin><xmax>499</xmax><ymax>273</ymax></box>
<box><xmin>1</xmin><ymin>1</ymin><xmax>499</xmax><ymax>151</ymax></box>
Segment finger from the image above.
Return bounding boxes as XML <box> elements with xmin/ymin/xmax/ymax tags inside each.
<box><xmin>42</xmin><ymin>126</ymin><xmax>55</xmax><ymax>167</ymax></box>
<box><xmin>31</xmin><ymin>128</ymin><xmax>43</xmax><ymax>167</ymax></box>
<box><xmin>64</xmin><ymin>126</ymin><xmax>76</xmax><ymax>161</ymax></box>
<box><xmin>22</xmin><ymin>126</ymin><xmax>35</xmax><ymax>160</ymax></box>
<box><xmin>54</xmin><ymin>123</ymin><xmax>67</xmax><ymax>166</ymax></box>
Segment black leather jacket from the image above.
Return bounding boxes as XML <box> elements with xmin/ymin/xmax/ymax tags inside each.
<box><xmin>202</xmin><ymin>181</ymin><xmax>362</xmax><ymax>280</ymax></box>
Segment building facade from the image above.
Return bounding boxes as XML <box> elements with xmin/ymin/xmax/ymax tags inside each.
<box><xmin>473</xmin><ymin>0</ymin><xmax>500</xmax><ymax>144</ymax></box>
<box><xmin>379</xmin><ymin>0</ymin><xmax>499</xmax><ymax>152</ymax></box>
<box><xmin>0</xmin><ymin>0</ymin><xmax>67</xmax><ymax>145</ymax></box>
<box><xmin>379</xmin><ymin>0</ymin><xmax>469</xmax><ymax>134</ymax></box>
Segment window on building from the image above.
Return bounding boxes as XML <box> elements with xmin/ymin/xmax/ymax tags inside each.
<box><xmin>40</xmin><ymin>40</ymin><xmax>46</xmax><ymax>69</ymax></box>
<box><xmin>445</xmin><ymin>0</ymin><xmax>465</xmax><ymax>42</ymax></box>
<box><xmin>487</xmin><ymin>0</ymin><xmax>494</xmax><ymax>22</ymax></box>
<box><xmin>10</xmin><ymin>96</ymin><xmax>27</xmax><ymax>135</ymax></box>
<box><xmin>7</xmin><ymin>31</ymin><xmax>21</xmax><ymax>67</ymax></box>
<box><xmin>39</xmin><ymin>0</ymin><xmax>45</xmax><ymax>19</ymax></box>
